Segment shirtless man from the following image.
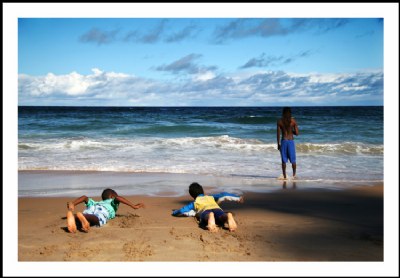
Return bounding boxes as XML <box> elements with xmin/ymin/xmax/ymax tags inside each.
<box><xmin>277</xmin><ymin>107</ymin><xmax>299</xmax><ymax>180</ymax></box>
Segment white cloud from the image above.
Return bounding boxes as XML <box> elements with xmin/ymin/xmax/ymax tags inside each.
<box><xmin>193</xmin><ymin>71</ymin><xmax>216</xmax><ymax>81</ymax></box>
<box><xmin>308</xmin><ymin>73</ymin><xmax>346</xmax><ymax>83</ymax></box>
<box><xmin>18</xmin><ymin>69</ymin><xmax>383</xmax><ymax>106</ymax></box>
<box><xmin>19</xmin><ymin>72</ymin><xmax>90</xmax><ymax>96</ymax></box>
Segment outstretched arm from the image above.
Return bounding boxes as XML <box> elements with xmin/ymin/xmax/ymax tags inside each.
<box><xmin>67</xmin><ymin>195</ymin><xmax>89</xmax><ymax>211</ymax></box>
<box><xmin>212</xmin><ymin>192</ymin><xmax>244</xmax><ymax>204</ymax></box>
<box><xmin>172</xmin><ymin>202</ymin><xmax>196</xmax><ymax>217</ymax></box>
<box><xmin>115</xmin><ymin>195</ymin><xmax>145</xmax><ymax>209</ymax></box>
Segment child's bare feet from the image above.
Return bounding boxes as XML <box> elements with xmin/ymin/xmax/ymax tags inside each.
<box><xmin>207</xmin><ymin>212</ymin><xmax>218</xmax><ymax>233</ymax></box>
<box><xmin>67</xmin><ymin>211</ymin><xmax>77</xmax><ymax>233</ymax></box>
<box><xmin>227</xmin><ymin>212</ymin><xmax>237</xmax><ymax>232</ymax></box>
<box><xmin>76</xmin><ymin>212</ymin><xmax>90</xmax><ymax>232</ymax></box>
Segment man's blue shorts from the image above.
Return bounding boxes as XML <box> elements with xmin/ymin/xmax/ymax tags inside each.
<box><xmin>280</xmin><ymin>139</ymin><xmax>296</xmax><ymax>164</ymax></box>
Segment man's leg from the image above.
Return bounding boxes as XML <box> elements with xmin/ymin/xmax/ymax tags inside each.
<box><xmin>292</xmin><ymin>163</ymin><xmax>296</xmax><ymax>178</ymax></box>
<box><xmin>289</xmin><ymin>140</ymin><xmax>297</xmax><ymax>178</ymax></box>
<box><xmin>282</xmin><ymin>163</ymin><xmax>287</xmax><ymax>179</ymax></box>
<box><xmin>280</xmin><ymin>140</ymin><xmax>288</xmax><ymax>179</ymax></box>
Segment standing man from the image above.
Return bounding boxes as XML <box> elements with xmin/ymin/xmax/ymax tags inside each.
<box><xmin>277</xmin><ymin>107</ymin><xmax>299</xmax><ymax>180</ymax></box>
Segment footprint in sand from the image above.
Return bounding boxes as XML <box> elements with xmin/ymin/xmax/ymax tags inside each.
<box><xmin>37</xmin><ymin>245</ymin><xmax>58</xmax><ymax>256</ymax></box>
<box><xmin>115</xmin><ymin>213</ymin><xmax>140</xmax><ymax>228</ymax></box>
<box><xmin>123</xmin><ymin>240</ymin><xmax>153</xmax><ymax>260</ymax></box>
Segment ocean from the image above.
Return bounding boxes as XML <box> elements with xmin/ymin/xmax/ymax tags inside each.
<box><xmin>18</xmin><ymin>106</ymin><xmax>383</xmax><ymax>197</ymax></box>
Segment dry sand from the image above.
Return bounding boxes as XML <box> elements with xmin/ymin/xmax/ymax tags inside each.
<box><xmin>18</xmin><ymin>184</ymin><xmax>383</xmax><ymax>262</ymax></box>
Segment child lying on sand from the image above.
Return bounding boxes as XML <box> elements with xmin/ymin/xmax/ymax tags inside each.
<box><xmin>66</xmin><ymin>188</ymin><xmax>145</xmax><ymax>233</ymax></box>
<box><xmin>172</xmin><ymin>182</ymin><xmax>244</xmax><ymax>232</ymax></box>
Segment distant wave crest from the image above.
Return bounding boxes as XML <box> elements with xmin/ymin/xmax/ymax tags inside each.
<box><xmin>296</xmin><ymin>142</ymin><xmax>383</xmax><ymax>154</ymax></box>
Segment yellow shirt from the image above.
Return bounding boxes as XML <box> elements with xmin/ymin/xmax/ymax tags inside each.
<box><xmin>194</xmin><ymin>195</ymin><xmax>221</xmax><ymax>213</ymax></box>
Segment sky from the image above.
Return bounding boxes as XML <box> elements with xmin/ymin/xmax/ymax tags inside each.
<box><xmin>18</xmin><ymin>16</ymin><xmax>384</xmax><ymax>106</ymax></box>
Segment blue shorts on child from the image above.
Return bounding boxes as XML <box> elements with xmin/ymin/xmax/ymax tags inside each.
<box><xmin>83</xmin><ymin>204</ymin><xmax>110</xmax><ymax>226</ymax></box>
<box><xmin>200</xmin><ymin>208</ymin><xmax>226</xmax><ymax>224</ymax></box>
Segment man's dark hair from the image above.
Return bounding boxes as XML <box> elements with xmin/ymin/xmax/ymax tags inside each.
<box><xmin>282</xmin><ymin>107</ymin><xmax>292</xmax><ymax>130</ymax></box>
<box><xmin>189</xmin><ymin>182</ymin><xmax>204</xmax><ymax>199</ymax></box>
<box><xmin>282</xmin><ymin>107</ymin><xmax>292</xmax><ymax>117</ymax></box>
<box><xmin>102</xmin><ymin>188</ymin><xmax>118</xmax><ymax>200</ymax></box>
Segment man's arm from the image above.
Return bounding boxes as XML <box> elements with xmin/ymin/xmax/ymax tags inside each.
<box><xmin>67</xmin><ymin>195</ymin><xmax>89</xmax><ymax>211</ymax></box>
<box><xmin>292</xmin><ymin>118</ymin><xmax>299</xmax><ymax>136</ymax></box>
<box><xmin>115</xmin><ymin>195</ymin><xmax>145</xmax><ymax>209</ymax></box>
<box><xmin>277</xmin><ymin>120</ymin><xmax>281</xmax><ymax>150</ymax></box>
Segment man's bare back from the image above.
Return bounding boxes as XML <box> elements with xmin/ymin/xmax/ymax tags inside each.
<box><xmin>277</xmin><ymin>117</ymin><xmax>298</xmax><ymax>140</ymax></box>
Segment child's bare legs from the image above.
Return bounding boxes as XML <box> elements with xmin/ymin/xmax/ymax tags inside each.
<box><xmin>219</xmin><ymin>212</ymin><xmax>237</xmax><ymax>232</ymax></box>
<box><xmin>76</xmin><ymin>213</ymin><xmax>100</xmax><ymax>232</ymax></box>
<box><xmin>67</xmin><ymin>210</ymin><xmax>77</xmax><ymax>233</ymax></box>
<box><xmin>226</xmin><ymin>212</ymin><xmax>237</xmax><ymax>232</ymax></box>
<box><xmin>76</xmin><ymin>212</ymin><xmax>90</xmax><ymax>232</ymax></box>
<box><xmin>77</xmin><ymin>213</ymin><xmax>100</xmax><ymax>232</ymax></box>
<box><xmin>206</xmin><ymin>212</ymin><xmax>218</xmax><ymax>233</ymax></box>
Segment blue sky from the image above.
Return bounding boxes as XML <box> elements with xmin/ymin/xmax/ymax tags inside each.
<box><xmin>18</xmin><ymin>17</ymin><xmax>383</xmax><ymax>106</ymax></box>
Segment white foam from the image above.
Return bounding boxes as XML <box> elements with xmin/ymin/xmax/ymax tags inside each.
<box><xmin>18</xmin><ymin>135</ymin><xmax>383</xmax><ymax>182</ymax></box>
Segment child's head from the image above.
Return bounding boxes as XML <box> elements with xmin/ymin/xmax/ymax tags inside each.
<box><xmin>102</xmin><ymin>188</ymin><xmax>118</xmax><ymax>200</ymax></box>
<box><xmin>189</xmin><ymin>182</ymin><xmax>204</xmax><ymax>199</ymax></box>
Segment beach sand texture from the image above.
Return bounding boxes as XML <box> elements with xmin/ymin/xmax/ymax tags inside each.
<box><xmin>18</xmin><ymin>183</ymin><xmax>383</xmax><ymax>262</ymax></box>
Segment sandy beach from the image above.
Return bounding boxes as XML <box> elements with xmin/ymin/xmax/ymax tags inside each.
<box><xmin>18</xmin><ymin>183</ymin><xmax>383</xmax><ymax>262</ymax></box>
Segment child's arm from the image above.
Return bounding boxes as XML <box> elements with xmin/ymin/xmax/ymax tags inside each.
<box><xmin>115</xmin><ymin>195</ymin><xmax>145</xmax><ymax>209</ymax></box>
<box><xmin>212</xmin><ymin>192</ymin><xmax>244</xmax><ymax>204</ymax></box>
<box><xmin>172</xmin><ymin>201</ymin><xmax>196</xmax><ymax>217</ymax></box>
<box><xmin>67</xmin><ymin>195</ymin><xmax>89</xmax><ymax>211</ymax></box>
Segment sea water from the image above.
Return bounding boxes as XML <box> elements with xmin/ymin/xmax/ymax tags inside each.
<box><xmin>18</xmin><ymin>106</ymin><xmax>383</xmax><ymax>196</ymax></box>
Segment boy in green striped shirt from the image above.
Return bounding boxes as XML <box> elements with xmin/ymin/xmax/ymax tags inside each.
<box><xmin>66</xmin><ymin>188</ymin><xmax>145</xmax><ymax>233</ymax></box>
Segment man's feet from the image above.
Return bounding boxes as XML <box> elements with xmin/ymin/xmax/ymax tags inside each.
<box><xmin>206</xmin><ymin>212</ymin><xmax>218</xmax><ymax>233</ymax></box>
<box><xmin>67</xmin><ymin>211</ymin><xmax>77</xmax><ymax>233</ymax></box>
<box><xmin>227</xmin><ymin>212</ymin><xmax>237</xmax><ymax>232</ymax></box>
<box><xmin>76</xmin><ymin>212</ymin><xmax>90</xmax><ymax>232</ymax></box>
<box><xmin>277</xmin><ymin>174</ymin><xmax>288</xmax><ymax>180</ymax></box>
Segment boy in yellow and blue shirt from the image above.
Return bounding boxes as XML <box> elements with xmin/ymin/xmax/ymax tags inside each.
<box><xmin>172</xmin><ymin>182</ymin><xmax>243</xmax><ymax>232</ymax></box>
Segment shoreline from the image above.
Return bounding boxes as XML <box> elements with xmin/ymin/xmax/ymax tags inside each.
<box><xmin>18</xmin><ymin>170</ymin><xmax>383</xmax><ymax>198</ymax></box>
<box><xmin>18</xmin><ymin>183</ymin><xmax>383</xmax><ymax>262</ymax></box>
